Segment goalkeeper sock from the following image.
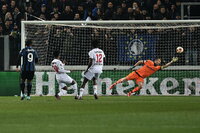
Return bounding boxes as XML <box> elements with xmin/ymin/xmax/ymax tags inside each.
<box><xmin>93</xmin><ymin>85</ymin><xmax>97</xmax><ymax>95</ymax></box>
<box><xmin>110</xmin><ymin>78</ymin><xmax>125</xmax><ymax>89</ymax></box>
<box><xmin>20</xmin><ymin>82</ymin><xmax>25</xmax><ymax>95</ymax></box>
<box><xmin>131</xmin><ymin>87</ymin><xmax>140</xmax><ymax>93</ymax></box>
<box><xmin>79</xmin><ymin>88</ymin><xmax>84</xmax><ymax>97</ymax></box>
<box><xmin>27</xmin><ymin>83</ymin><xmax>32</xmax><ymax>96</ymax></box>
<box><xmin>116</xmin><ymin>78</ymin><xmax>125</xmax><ymax>84</ymax></box>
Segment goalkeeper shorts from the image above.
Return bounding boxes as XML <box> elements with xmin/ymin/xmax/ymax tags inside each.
<box><xmin>125</xmin><ymin>71</ymin><xmax>144</xmax><ymax>84</ymax></box>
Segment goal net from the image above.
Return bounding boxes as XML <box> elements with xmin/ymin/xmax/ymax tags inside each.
<box><xmin>21</xmin><ymin>20</ymin><xmax>200</xmax><ymax>96</ymax></box>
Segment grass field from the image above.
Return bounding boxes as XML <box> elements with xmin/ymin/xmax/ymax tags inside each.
<box><xmin>0</xmin><ymin>96</ymin><xmax>200</xmax><ymax>133</ymax></box>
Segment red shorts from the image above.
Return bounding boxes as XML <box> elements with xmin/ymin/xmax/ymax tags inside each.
<box><xmin>125</xmin><ymin>71</ymin><xmax>144</xmax><ymax>84</ymax></box>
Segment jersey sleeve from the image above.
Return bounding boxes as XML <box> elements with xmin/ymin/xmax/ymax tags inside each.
<box><xmin>156</xmin><ymin>66</ymin><xmax>161</xmax><ymax>70</ymax></box>
<box><xmin>52</xmin><ymin>60</ymin><xmax>70</xmax><ymax>73</ymax></box>
<box><xmin>88</xmin><ymin>50</ymin><xmax>94</xmax><ymax>59</ymax></box>
<box><xmin>144</xmin><ymin>60</ymin><xmax>154</xmax><ymax>66</ymax></box>
<box><xmin>103</xmin><ymin>51</ymin><xmax>105</xmax><ymax>58</ymax></box>
<box><xmin>19</xmin><ymin>49</ymin><xmax>24</xmax><ymax>56</ymax></box>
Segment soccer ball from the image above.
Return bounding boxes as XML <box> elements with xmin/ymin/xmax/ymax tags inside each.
<box><xmin>176</xmin><ymin>46</ymin><xmax>184</xmax><ymax>53</ymax></box>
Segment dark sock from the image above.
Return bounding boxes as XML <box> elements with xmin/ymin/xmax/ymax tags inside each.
<box><xmin>27</xmin><ymin>83</ymin><xmax>32</xmax><ymax>96</ymax></box>
<box><xmin>20</xmin><ymin>83</ymin><xmax>25</xmax><ymax>95</ymax></box>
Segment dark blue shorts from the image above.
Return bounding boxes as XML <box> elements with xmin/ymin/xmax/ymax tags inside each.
<box><xmin>21</xmin><ymin>71</ymin><xmax>35</xmax><ymax>80</ymax></box>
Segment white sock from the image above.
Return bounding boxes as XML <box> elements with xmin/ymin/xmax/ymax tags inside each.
<box><xmin>79</xmin><ymin>88</ymin><xmax>84</xmax><ymax>97</ymax></box>
<box><xmin>93</xmin><ymin>85</ymin><xmax>97</xmax><ymax>95</ymax></box>
<box><xmin>72</xmin><ymin>83</ymin><xmax>78</xmax><ymax>96</ymax></box>
<box><xmin>72</xmin><ymin>83</ymin><xmax>77</xmax><ymax>91</ymax></box>
<box><xmin>58</xmin><ymin>89</ymin><xmax>67</xmax><ymax>96</ymax></box>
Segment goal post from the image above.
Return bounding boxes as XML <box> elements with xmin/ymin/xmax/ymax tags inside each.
<box><xmin>20</xmin><ymin>20</ymin><xmax>200</xmax><ymax>96</ymax></box>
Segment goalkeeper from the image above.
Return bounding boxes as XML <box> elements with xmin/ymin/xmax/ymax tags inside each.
<box><xmin>109</xmin><ymin>57</ymin><xmax>178</xmax><ymax>96</ymax></box>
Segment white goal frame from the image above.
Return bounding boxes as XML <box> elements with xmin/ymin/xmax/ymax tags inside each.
<box><xmin>20</xmin><ymin>20</ymin><xmax>200</xmax><ymax>71</ymax></box>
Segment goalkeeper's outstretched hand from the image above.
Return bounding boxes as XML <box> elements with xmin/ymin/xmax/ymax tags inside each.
<box><xmin>172</xmin><ymin>57</ymin><xmax>178</xmax><ymax>62</ymax></box>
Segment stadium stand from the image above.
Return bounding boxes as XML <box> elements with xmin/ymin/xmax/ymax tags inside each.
<box><xmin>0</xmin><ymin>0</ymin><xmax>199</xmax><ymax>35</ymax></box>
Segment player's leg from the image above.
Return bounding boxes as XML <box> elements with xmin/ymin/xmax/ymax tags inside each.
<box><xmin>109</xmin><ymin>71</ymin><xmax>137</xmax><ymax>90</ymax></box>
<box><xmin>26</xmin><ymin>80</ymin><xmax>32</xmax><ymax>100</ymax></box>
<box><xmin>55</xmin><ymin>74</ymin><xmax>73</xmax><ymax>100</ymax></box>
<box><xmin>55</xmin><ymin>83</ymin><xmax>68</xmax><ymax>100</ymax></box>
<box><xmin>59</xmin><ymin>86</ymin><xmax>68</xmax><ymax>96</ymax></box>
<box><xmin>92</xmin><ymin>73</ymin><xmax>101</xmax><ymax>99</ymax></box>
<box><xmin>20</xmin><ymin>79</ymin><xmax>26</xmax><ymax>100</ymax></box>
<box><xmin>79</xmin><ymin>71</ymin><xmax>93</xmax><ymax>99</ymax></box>
<box><xmin>79</xmin><ymin>77</ymin><xmax>89</xmax><ymax>99</ymax></box>
<box><xmin>20</xmin><ymin>71</ymin><xmax>26</xmax><ymax>100</ymax></box>
<box><xmin>70</xmin><ymin>80</ymin><xmax>79</xmax><ymax>99</ymax></box>
<box><xmin>26</xmin><ymin>71</ymin><xmax>35</xmax><ymax>100</ymax></box>
<box><xmin>63</xmin><ymin>74</ymin><xmax>78</xmax><ymax>99</ymax></box>
<box><xmin>109</xmin><ymin>77</ymin><xmax>127</xmax><ymax>90</ymax></box>
<box><xmin>92</xmin><ymin>77</ymin><xmax>98</xmax><ymax>99</ymax></box>
<box><xmin>127</xmin><ymin>81</ymin><xmax>144</xmax><ymax>97</ymax></box>
<box><xmin>20</xmin><ymin>79</ymin><xmax>26</xmax><ymax>95</ymax></box>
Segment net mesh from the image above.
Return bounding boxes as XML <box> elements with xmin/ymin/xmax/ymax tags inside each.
<box><xmin>23</xmin><ymin>21</ymin><xmax>200</xmax><ymax>96</ymax></box>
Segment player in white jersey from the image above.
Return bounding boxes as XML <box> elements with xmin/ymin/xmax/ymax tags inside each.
<box><xmin>79</xmin><ymin>39</ymin><xmax>105</xmax><ymax>100</ymax></box>
<box><xmin>51</xmin><ymin>51</ymin><xmax>78</xmax><ymax>100</ymax></box>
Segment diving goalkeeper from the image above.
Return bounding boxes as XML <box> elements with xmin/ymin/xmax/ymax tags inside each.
<box><xmin>109</xmin><ymin>57</ymin><xmax>178</xmax><ymax>96</ymax></box>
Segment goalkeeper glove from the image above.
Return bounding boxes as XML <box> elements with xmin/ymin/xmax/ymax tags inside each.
<box><xmin>172</xmin><ymin>57</ymin><xmax>178</xmax><ymax>62</ymax></box>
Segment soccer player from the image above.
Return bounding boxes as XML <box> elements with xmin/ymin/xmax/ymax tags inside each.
<box><xmin>78</xmin><ymin>39</ymin><xmax>105</xmax><ymax>100</ymax></box>
<box><xmin>16</xmin><ymin>39</ymin><xmax>38</xmax><ymax>100</ymax></box>
<box><xmin>109</xmin><ymin>57</ymin><xmax>178</xmax><ymax>96</ymax></box>
<box><xmin>51</xmin><ymin>51</ymin><xmax>78</xmax><ymax>100</ymax></box>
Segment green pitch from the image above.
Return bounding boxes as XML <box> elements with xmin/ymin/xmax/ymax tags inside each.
<box><xmin>0</xmin><ymin>96</ymin><xmax>200</xmax><ymax>133</ymax></box>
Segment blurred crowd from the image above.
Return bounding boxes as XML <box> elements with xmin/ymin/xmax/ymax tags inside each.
<box><xmin>0</xmin><ymin>0</ymin><xmax>198</xmax><ymax>36</ymax></box>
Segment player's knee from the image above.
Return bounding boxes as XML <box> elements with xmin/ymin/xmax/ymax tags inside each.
<box><xmin>122</xmin><ymin>78</ymin><xmax>127</xmax><ymax>82</ymax></box>
<box><xmin>138</xmin><ymin>86</ymin><xmax>142</xmax><ymax>89</ymax></box>
<box><xmin>62</xmin><ymin>86</ymin><xmax>68</xmax><ymax>90</ymax></box>
<box><xmin>137</xmin><ymin>83</ymin><xmax>143</xmax><ymax>89</ymax></box>
<box><xmin>70</xmin><ymin>80</ymin><xmax>76</xmax><ymax>85</ymax></box>
<box><xmin>138</xmin><ymin>84</ymin><xmax>143</xmax><ymax>89</ymax></box>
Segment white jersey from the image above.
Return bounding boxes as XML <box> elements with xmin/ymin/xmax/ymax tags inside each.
<box><xmin>51</xmin><ymin>59</ymin><xmax>70</xmax><ymax>74</ymax></box>
<box><xmin>51</xmin><ymin>59</ymin><xmax>73</xmax><ymax>88</ymax></box>
<box><xmin>88</xmin><ymin>48</ymin><xmax>105</xmax><ymax>73</ymax></box>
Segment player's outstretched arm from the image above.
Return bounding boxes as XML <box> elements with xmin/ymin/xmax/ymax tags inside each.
<box><xmin>161</xmin><ymin>57</ymin><xmax>178</xmax><ymax>69</ymax></box>
<box><xmin>130</xmin><ymin>60</ymin><xmax>144</xmax><ymax>70</ymax></box>
<box><xmin>134</xmin><ymin>60</ymin><xmax>144</xmax><ymax>66</ymax></box>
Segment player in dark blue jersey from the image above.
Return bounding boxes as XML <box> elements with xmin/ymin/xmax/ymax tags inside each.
<box><xmin>16</xmin><ymin>39</ymin><xmax>38</xmax><ymax>100</ymax></box>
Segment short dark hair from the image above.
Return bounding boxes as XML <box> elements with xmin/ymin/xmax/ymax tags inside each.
<box><xmin>154</xmin><ymin>57</ymin><xmax>162</xmax><ymax>61</ymax></box>
<box><xmin>91</xmin><ymin>39</ymin><xmax>99</xmax><ymax>48</ymax></box>
<box><xmin>25</xmin><ymin>39</ymin><xmax>32</xmax><ymax>46</ymax></box>
<box><xmin>53</xmin><ymin>50</ymin><xmax>60</xmax><ymax>58</ymax></box>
